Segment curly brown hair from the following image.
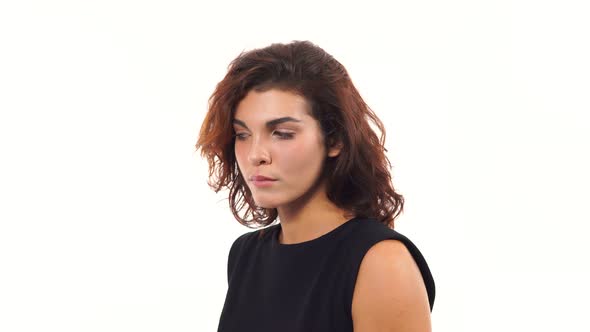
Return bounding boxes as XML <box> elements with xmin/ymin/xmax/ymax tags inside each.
<box><xmin>195</xmin><ymin>40</ymin><xmax>404</xmax><ymax>230</ymax></box>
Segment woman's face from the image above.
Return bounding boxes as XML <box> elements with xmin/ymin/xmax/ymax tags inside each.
<box><xmin>233</xmin><ymin>89</ymin><xmax>341</xmax><ymax>210</ymax></box>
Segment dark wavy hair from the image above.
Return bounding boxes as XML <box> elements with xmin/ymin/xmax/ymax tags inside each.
<box><xmin>195</xmin><ymin>40</ymin><xmax>404</xmax><ymax>230</ymax></box>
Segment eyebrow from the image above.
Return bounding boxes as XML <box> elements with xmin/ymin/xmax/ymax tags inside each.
<box><xmin>232</xmin><ymin>117</ymin><xmax>302</xmax><ymax>130</ymax></box>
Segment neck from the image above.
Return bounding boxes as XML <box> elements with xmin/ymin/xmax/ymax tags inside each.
<box><xmin>277</xmin><ymin>181</ymin><xmax>355</xmax><ymax>244</ymax></box>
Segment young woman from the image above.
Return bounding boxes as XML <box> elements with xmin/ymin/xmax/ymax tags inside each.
<box><xmin>196</xmin><ymin>40</ymin><xmax>435</xmax><ymax>332</ymax></box>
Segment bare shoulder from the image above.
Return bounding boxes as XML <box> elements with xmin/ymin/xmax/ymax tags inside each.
<box><xmin>351</xmin><ymin>239</ymin><xmax>431</xmax><ymax>332</ymax></box>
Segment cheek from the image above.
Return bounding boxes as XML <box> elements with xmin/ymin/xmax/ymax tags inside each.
<box><xmin>233</xmin><ymin>146</ymin><xmax>247</xmax><ymax>173</ymax></box>
<box><xmin>275</xmin><ymin>142</ymin><xmax>324</xmax><ymax>172</ymax></box>
<box><xmin>234</xmin><ymin>144</ymin><xmax>246</xmax><ymax>160</ymax></box>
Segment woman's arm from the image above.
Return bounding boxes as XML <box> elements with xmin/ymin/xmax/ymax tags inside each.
<box><xmin>352</xmin><ymin>240</ymin><xmax>432</xmax><ymax>332</ymax></box>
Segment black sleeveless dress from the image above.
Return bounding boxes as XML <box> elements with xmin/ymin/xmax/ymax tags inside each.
<box><xmin>217</xmin><ymin>216</ymin><xmax>435</xmax><ymax>332</ymax></box>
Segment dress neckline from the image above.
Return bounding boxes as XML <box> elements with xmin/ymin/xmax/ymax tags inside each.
<box><xmin>272</xmin><ymin>216</ymin><xmax>360</xmax><ymax>249</ymax></box>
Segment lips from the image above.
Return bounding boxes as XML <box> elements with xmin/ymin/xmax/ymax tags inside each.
<box><xmin>250</xmin><ymin>175</ymin><xmax>277</xmax><ymax>181</ymax></box>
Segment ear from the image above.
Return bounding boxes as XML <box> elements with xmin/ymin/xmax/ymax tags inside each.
<box><xmin>327</xmin><ymin>140</ymin><xmax>343</xmax><ymax>158</ymax></box>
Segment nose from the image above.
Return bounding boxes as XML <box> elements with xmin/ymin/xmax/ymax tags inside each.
<box><xmin>247</xmin><ymin>137</ymin><xmax>271</xmax><ymax>166</ymax></box>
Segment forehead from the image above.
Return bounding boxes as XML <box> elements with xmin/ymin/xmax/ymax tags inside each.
<box><xmin>234</xmin><ymin>89</ymin><xmax>311</xmax><ymax>122</ymax></box>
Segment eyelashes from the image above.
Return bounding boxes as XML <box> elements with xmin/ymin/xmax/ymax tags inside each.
<box><xmin>233</xmin><ymin>131</ymin><xmax>294</xmax><ymax>141</ymax></box>
<box><xmin>274</xmin><ymin>131</ymin><xmax>294</xmax><ymax>139</ymax></box>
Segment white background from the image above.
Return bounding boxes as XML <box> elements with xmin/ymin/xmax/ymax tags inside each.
<box><xmin>1</xmin><ymin>0</ymin><xmax>589</xmax><ymax>331</ymax></box>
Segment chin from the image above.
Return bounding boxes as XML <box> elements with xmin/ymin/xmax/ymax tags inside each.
<box><xmin>251</xmin><ymin>195</ymin><xmax>286</xmax><ymax>209</ymax></box>
<box><xmin>252</xmin><ymin>201</ymin><xmax>279</xmax><ymax>209</ymax></box>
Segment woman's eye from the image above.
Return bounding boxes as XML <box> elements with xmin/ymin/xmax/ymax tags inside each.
<box><xmin>273</xmin><ymin>131</ymin><xmax>294</xmax><ymax>139</ymax></box>
<box><xmin>233</xmin><ymin>131</ymin><xmax>294</xmax><ymax>141</ymax></box>
<box><xmin>233</xmin><ymin>133</ymin><xmax>248</xmax><ymax>141</ymax></box>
